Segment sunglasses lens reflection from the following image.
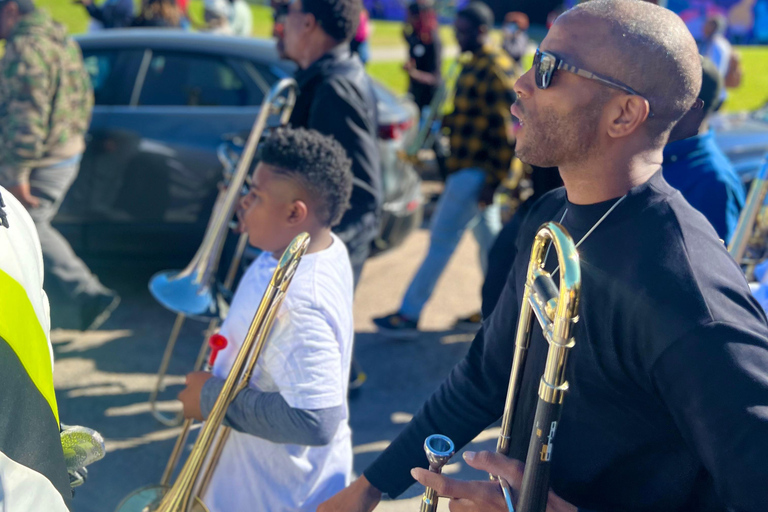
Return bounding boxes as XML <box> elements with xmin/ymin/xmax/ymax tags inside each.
<box><xmin>536</xmin><ymin>52</ymin><xmax>556</xmax><ymax>89</ymax></box>
<box><xmin>534</xmin><ymin>51</ymin><xmax>543</xmax><ymax>88</ymax></box>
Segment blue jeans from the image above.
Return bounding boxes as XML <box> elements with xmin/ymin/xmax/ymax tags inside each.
<box><xmin>400</xmin><ymin>168</ymin><xmax>502</xmax><ymax>320</ymax></box>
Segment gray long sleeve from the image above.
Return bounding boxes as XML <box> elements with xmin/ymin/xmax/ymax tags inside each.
<box><xmin>200</xmin><ymin>377</ymin><xmax>343</xmax><ymax>446</ymax></box>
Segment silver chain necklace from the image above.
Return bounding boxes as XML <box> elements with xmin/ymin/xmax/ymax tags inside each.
<box><xmin>547</xmin><ymin>194</ymin><xmax>627</xmax><ymax>276</ymax></box>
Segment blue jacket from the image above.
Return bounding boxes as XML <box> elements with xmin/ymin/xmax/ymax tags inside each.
<box><xmin>86</xmin><ymin>0</ymin><xmax>134</xmax><ymax>29</ymax></box>
<box><xmin>662</xmin><ymin>130</ymin><xmax>745</xmax><ymax>243</ymax></box>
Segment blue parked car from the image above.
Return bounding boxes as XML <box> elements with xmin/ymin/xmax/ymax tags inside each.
<box><xmin>56</xmin><ymin>30</ymin><xmax>423</xmax><ymax>264</ymax></box>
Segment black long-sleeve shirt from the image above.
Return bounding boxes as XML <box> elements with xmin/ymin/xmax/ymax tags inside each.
<box><xmin>289</xmin><ymin>46</ymin><xmax>381</xmax><ymax>250</ymax></box>
<box><xmin>364</xmin><ymin>170</ymin><xmax>768</xmax><ymax>511</ymax></box>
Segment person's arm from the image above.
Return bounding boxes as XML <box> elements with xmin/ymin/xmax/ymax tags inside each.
<box><xmin>406</xmin><ymin>67</ymin><xmax>440</xmax><ymax>87</ymax></box>
<box><xmin>651</xmin><ymin>321</ymin><xmax>768</xmax><ymax>511</ymax></box>
<box><xmin>199</xmin><ymin>379</ymin><xmax>343</xmax><ymax>446</ymax></box>
<box><xmin>406</xmin><ymin>34</ymin><xmax>442</xmax><ymax>87</ymax></box>
<box><xmin>82</xmin><ymin>1</ymin><xmax>108</xmax><ymax>24</ymax></box>
<box><xmin>198</xmin><ymin>303</ymin><xmax>348</xmax><ymax>446</ymax></box>
<box><xmin>362</xmin><ymin>265</ymin><xmax>522</xmax><ymax>498</ymax></box>
<box><xmin>0</xmin><ymin>42</ymin><xmax>52</xmax><ymax>188</ymax></box>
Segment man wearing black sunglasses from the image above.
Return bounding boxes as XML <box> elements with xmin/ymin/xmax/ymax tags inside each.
<box><xmin>320</xmin><ymin>1</ymin><xmax>768</xmax><ymax>511</ymax></box>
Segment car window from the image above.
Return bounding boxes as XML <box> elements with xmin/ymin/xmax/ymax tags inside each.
<box><xmin>242</xmin><ymin>60</ymin><xmax>278</xmax><ymax>99</ymax></box>
<box><xmin>82</xmin><ymin>50</ymin><xmax>137</xmax><ymax>106</ymax></box>
<box><xmin>138</xmin><ymin>52</ymin><xmax>251</xmax><ymax>107</ymax></box>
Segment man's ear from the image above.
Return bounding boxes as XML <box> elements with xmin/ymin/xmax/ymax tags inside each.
<box><xmin>287</xmin><ymin>200</ymin><xmax>309</xmax><ymax>225</ymax></box>
<box><xmin>303</xmin><ymin>12</ymin><xmax>317</xmax><ymax>31</ymax></box>
<box><xmin>606</xmin><ymin>95</ymin><xmax>650</xmax><ymax>139</ymax></box>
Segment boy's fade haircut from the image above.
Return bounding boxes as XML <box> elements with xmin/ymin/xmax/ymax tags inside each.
<box><xmin>258</xmin><ymin>127</ymin><xmax>353</xmax><ymax>227</ymax></box>
<box><xmin>301</xmin><ymin>0</ymin><xmax>361</xmax><ymax>43</ymax></box>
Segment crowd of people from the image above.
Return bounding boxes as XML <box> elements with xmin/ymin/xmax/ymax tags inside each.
<box><xmin>1</xmin><ymin>0</ymin><xmax>768</xmax><ymax>511</ymax></box>
<box><xmin>74</xmin><ymin>0</ymin><xmax>254</xmax><ymax>35</ymax></box>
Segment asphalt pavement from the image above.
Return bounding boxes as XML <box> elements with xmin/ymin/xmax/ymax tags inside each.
<box><xmin>51</xmin><ymin>185</ymin><xmax>502</xmax><ymax>512</ymax></box>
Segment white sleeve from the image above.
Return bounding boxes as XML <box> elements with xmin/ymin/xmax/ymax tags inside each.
<box><xmin>263</xmin><ymin>305</ymin><xmax>344</xmax><ymax>411</ymax></box>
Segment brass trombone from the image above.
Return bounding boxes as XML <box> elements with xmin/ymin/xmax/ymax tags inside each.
<box><xmin>147</xmin><ymin>78</ymin><xmax>298</xmax><ymax>427</ymax></box>
<box><xmin>728</xmin><ymin>154</ymin><xmax>768</xmax><ymax>279</ymax></box>
<box><xmin>493</xmin><ymin>222</ymin><xmax>581</xmax><ymax>512</ymax></box>
<box><xmin>115</xmin><ymin>232</ymin><xmax>311</xmax><ymax>512</ymax></box>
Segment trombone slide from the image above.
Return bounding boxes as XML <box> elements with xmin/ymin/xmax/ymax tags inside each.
<box><xmin>494</xmin><ymin>222</ymin><xmax>580</xmax><ymax>512</ymax></box>
<box><xmin>517</xmin><ymin>393</ymin><xmax>564</xmax><ymax>512</ymax></box>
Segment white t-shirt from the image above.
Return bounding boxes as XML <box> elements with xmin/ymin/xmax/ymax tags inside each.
<box><xmin>203</xmin><ymin>234</ymin><xmax>354</xmax><ymax>512</ymax></box>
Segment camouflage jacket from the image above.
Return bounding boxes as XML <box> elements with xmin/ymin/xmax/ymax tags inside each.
<box><xmin>0</xmin><ymin>10</ymin><xmax>94</xmax><ymax>186</ymax></box>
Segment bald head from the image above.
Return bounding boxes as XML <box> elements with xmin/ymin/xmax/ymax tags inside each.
<box><xmin>557</xmin><ymin>0</ymin><xmax>702</xmax><ymax>143</ymax></box>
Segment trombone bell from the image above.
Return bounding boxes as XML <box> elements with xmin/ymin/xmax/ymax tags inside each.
<box><xmin>113</xmin><ymin>485</ymin><xmax>207</xmax><ymax>512</ymax></box>
<box><xmin>149</xmin><ymin>270</ymin><xmax>218</xmax><ymax>320</ymax></box>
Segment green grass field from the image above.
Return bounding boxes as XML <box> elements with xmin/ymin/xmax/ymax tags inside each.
<box><xmin>722</xmin><ymin>47</ymin><xmax>768</xmax><ymax>112</ymax></box>
<box><xmin>35</xmin><ymin>0</ymin><xmax>768</xmax><ymax>113</ymax></box>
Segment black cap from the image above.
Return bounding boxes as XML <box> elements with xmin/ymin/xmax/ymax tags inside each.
<box><xmin>699</xmin><ymin>55</ymin><xmax>723</xmax><ymax>117</ymax></box>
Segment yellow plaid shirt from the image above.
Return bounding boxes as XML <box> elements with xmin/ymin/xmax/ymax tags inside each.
<box><xmin>444</xmin><ymin>45</ymin><xmax>516</xmax><ymax>186</ymax></box>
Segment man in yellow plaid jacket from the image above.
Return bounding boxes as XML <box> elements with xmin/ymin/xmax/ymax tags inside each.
<box><xmin>374</xmin><ymin>1</ymin><xmax>516</xmax><ymax>337</ymax></box>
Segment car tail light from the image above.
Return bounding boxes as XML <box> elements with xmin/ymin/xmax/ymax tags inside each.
<box><xmin>378</xmin><ymin>119</ymin><xmax>413</xmax><ymax>140</ymax></box>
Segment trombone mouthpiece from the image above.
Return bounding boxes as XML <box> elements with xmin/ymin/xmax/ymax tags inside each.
<box><xmin>208</xmin><ymin>333</ymin><xmax>228</xmax><ymax>368</ymax></box>
<box><xmin>424</xmin><ymin>434</ymin><xmax>455</xmax><ymax>471</ymax></box>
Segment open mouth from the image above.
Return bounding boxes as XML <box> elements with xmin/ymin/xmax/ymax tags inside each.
<box><xmin>510</xmin><ymin>105</ymin><xmax>525</xmax><ymax>131</ymax></box>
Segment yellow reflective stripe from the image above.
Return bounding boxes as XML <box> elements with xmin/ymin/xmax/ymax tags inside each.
<box><xmin>0</xmin><ymin>269</ymin><xmax>59</xmax><ymax>425</ymax></box>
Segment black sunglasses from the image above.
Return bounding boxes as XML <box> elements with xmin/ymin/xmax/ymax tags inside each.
<box><xmin>533</xmin><ymin>48</ymin><xmax>653</xmax><ymax>117</ymax></box>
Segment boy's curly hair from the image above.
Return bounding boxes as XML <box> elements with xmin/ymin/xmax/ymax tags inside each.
<box><xmin>302</xmin><ymin>0</ymin><xmax>362</xmax><ymax>43</ymax></box>
<box><xmin>258</xmin><ymin>127</ymin><xmax>353</xmax><ymax>227</ymax></box>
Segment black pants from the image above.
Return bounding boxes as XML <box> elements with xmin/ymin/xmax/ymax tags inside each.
<box><xmin>334</xmin><ymin>212</ymin><xmax>379</xmax><ymax>384</ymax></box>
<box><xmin>334</xmin><ymin>211</ymin><xmax>378</xmax><ymax>289</ymax></box>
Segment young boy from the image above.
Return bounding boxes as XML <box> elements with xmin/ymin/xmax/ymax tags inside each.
<box><xmin>177</xmin><ymin>127</ymin><xmax>355</xmax><ymax>512</ymax></box>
